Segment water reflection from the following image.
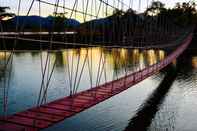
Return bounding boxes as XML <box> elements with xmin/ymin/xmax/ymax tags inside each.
<box><xmin>0</xmin><ymin>48</ymin><xmax>166</xmax><ymax>115</ymax></box>
<box><xmin>51</xmin><ymin>48</ymin><xmax>165</xmax><ymax>76</ymax></box>
<box><xmin>0</xmin><ymin>52</ymin><xmax>11</xmax><ymax>64</ymax></box>
<box><xmin>192</xmin><ymin>56</ymin><xmax>197</xmax><ymax>69</ymax></box>
<box><xmin>147</xmin><ymin>50</ymin><xmax>197</xmax><ymax>131</ymax></box>
<box><xmin>146</xmin><ymin>49</ymin><xmax>157</xmax><ymax>65</ymax></box>
<box><xmin>124</xmin><ymin>66</ymin><xmax>177</xmax><ymax>131</ymax></box>
<box><xmin>42</xmin><ymin>49</ymin><xmax>197</xmax><ymax>131</ymax></box>
<box><xmin>55</xmin><ymin>52</ymin><xmax>64</xmax><ymax>68</ymax></box>
<box><xmin>158</xmin><ymin>50</ymin><xmax>165</xmax><ymax>60</ymax></box>
<box><xmin>0</xmin><ymin>52</ymin><xmax>13</xmax><ymax>116</ymax></box>
<box><xmin>0</xmin><ymin>52</ymin><xmax>12</xmax><ymax>79</ymax></box>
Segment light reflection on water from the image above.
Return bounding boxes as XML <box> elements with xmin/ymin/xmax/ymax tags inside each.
<box><xmin>192</xmin><ymin>56</ymin><xmax>197</xmax><ymax>69</ymax></box>
<box><xmin>43</xmin><ymin>51</ymin><xmax>197</xmax><ymax>131</ymax></box>
<box><xmin>148</xmin><ymin>54</ymin><xmax>197</xmax><ymax>131</ymax></box>
<box><xmin>0</xmin><ymin>48</ymin><xmax>165</xmax><ymax>116</ymax></box>
<box><xmin>0</xmin><ymin>48</ymin><xmax>197</xmax><ymax>131</ymax></box>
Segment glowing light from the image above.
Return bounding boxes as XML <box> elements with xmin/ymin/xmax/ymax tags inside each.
<box><xmin>192</xmin><ymin>57</ymin><xmax>197</xmax><ymax>69</ymax></box>
<box><xmin>1</xmin><ymin>16</ymin><xmax>12</xmax><ymax>21</ymax></box>
<box><xmin>158</xmin><ymin>50</ymin><xmax>165</xmax><ymax>60</ymax></box>
<box><xmin>132</xmin><ymin>49</ymin><xmax>140</xmax><ymax>65</ymax></box>
<box><xmin>139</xmin><ymin>52</ymin><xmax>144</xmax><ymax>69</ymax></box>
<box><xmin>146</xmin><ymin>49</ymin><xmax>157</xmax><ymax>65</ymax></box>
<box><xmin>0</xmin><ymin>52</ymin><xmax>11</xmax><ymax>60</ymax></box>
<box><xmin>80</xmin><ymin>48</ymin><xmax>88</xmax><ymax>55</ymax></box>
<box><xmin>120</xmin><ymin>48</ymin><xmax>128</xmax><ymax>60</ymax></box>
<box><xmin>133</xmin><ymin>49</ymin><xmax>139</xmax><ymax>55</ymax></box>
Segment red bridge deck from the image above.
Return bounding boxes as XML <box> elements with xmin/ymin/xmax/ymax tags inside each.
<box><xmin>0</xmin><ymin>34</ymin><xmax>193</xmax><ymax>131</ymax></box>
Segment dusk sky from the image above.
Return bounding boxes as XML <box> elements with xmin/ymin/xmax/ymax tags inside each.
<box><xmin>0</xmin><ymin>0</ymin><xmax>192</xmax><ymax>21</ymax></box>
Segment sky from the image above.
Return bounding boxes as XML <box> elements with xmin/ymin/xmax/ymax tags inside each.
<box><xmin>0</xmin><ymin>0</ymin><xmax>192</xmax><ymax>21</ymax></box>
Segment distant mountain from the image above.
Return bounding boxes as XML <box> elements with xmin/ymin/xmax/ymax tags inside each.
<box><xmin>85</xmin><ymin>18</ymin><xmax>112</xmax><ymax>26</ymax></box>
<box><xmin>79</xmin><ymin>10</ymin><xmax>140</xmax><ymax>30</ymax></box>
<box><xmin>65</xmin><ymin>18</ymin><xmax>81</xmax><ymax>27</ymax></box>
<box><xmin>2</xmin><ymin>16</ymin><xmax>80</xmax><ymax>31</ymax></box>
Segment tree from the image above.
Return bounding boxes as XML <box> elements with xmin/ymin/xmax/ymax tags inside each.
<box><xmin>0</xmin><ymin>6</ymin><xmax>10</xmax><ymax>13</ymax></box>
<box><xmin>50</xmin><ymin>12</ymin><xmax>68</xmax><ymax>31</ymax></box>
<box><xmin>145</xmin><ymin>1</ymin><xmax>197</xmax><ymax>26</ymax></box>
<box><xmin>175</xmin><ymin>2</ymin><xmax>181</xmax><ymax>9</ymax></box>
<box><xmin>0</xmin><ymin>6</ymin><xmax>15</xmax><ymax>20</ymax></box>
<box><xmin>170</xmin><ymin>2</ymin><xmax>197</xmax><ymax>26</ymax></box>
<box><xmin>145</xmin><ymin>1</ymin><xmax>165</xmax><ymax>16</ymax></box>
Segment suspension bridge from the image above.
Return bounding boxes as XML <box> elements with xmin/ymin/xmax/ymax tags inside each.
<box><xmin>0</xmin><ymin>0</ymin><xmax>195</xmax><ymax>130</ymax></box>
<box><xmin>0</xmin><ymin>33</ymin><xmax>193</xmax><ymax>131</ymax></box>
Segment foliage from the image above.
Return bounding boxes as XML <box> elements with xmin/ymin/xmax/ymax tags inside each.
<box><xmin>145</xmin><ymin>1</ymin><xmax>197</xmax><ymax>27</ymax></box>
<box><xmin>0</xmin><ymin>6</ymin><xmax>10</xmax><ymax>13</ymax></box>
<box><xmin>145</xmin><ymin>1</ymin><xmax>165</xmax><ymax>16</ymax></box>
<box><xmin>49</xmin><ymin>12</ymin><xmax>70</xmax><ymax>31</ymax></box>
<box><xmin>171</xmin><ymin>2</ymin><xmax>197</xmax><ymax>26</ymax></box>
<box><xmin>0</xmin><ymin>6</ymin><xmax>15</xmax><ymax>20</ymax></box>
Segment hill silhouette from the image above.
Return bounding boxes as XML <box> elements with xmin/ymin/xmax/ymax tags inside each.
<box><xmin>1</xmin><ymin>16</ymin><xmax>80</xmax><ymax>31</ymax></box>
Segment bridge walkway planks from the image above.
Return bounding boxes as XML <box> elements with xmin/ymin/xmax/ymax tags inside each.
<box><xmin>0</xmin><ymin>34</ymin><xmax>193</xmax><ymax>131</ymax></box>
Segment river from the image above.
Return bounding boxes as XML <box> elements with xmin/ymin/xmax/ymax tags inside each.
<box><xmin>0</xmin><ymin>47</ymin><xmax>196</xmax><ymax>131</ymax></box>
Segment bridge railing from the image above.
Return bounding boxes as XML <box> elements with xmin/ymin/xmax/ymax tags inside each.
<box><xmin>94</xmin><ymin>32</ymin><xmax>192</xmax><ymax>92</ymax></box>
<box><xmin>90</xmin><ymin>32</ymin><xmax>192</xmax><ymax>93</ymax></box>
<box><xmin>122</xmin><ymin>33</ymin><xmax>193</xmax><ymax>88</ymax></box>
<box><xmin>0</xmin><ymin>33</ymin><xmax>193</xmax><ymax>131</ymax></box>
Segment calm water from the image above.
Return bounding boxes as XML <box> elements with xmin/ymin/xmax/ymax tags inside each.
<box><xmin>0</xmin><ymin>47</ymin><xmax>196</xmax><ymax>131</ymax></box>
